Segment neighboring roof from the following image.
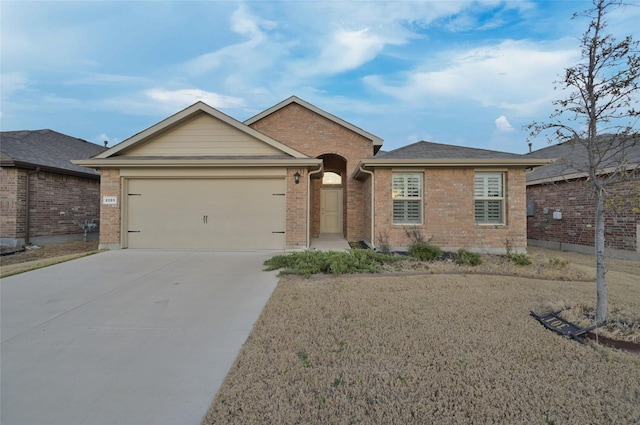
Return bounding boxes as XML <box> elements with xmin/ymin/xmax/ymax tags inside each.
<box><xmin>354</xmin><ymin>140</ymin><xmax>551</xmax><ymax>179</ymax></box>
<box><xmin>0</xmin><ymin>129</ymin><xmax>107</xmax><ymax>177</ymax></box>
<box><xmin>244</xmin><ymin>96</ymin><xmax>384</xmax><ymax>153</ymax></box>
<box><xmin>80</xmin><ymin>101</ymin><xmax>312</xmax><ymax>166</ymax></box>
<box><xmin>526</xmin><ymin>134</ymin><xmax>640</xmax><ymax>185</ymax></box>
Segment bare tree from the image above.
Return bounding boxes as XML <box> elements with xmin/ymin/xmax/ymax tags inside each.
<box><xmin>528</xmin><ymin>0</ymin><xmax>640</xmax><ymax>321</ymax></box>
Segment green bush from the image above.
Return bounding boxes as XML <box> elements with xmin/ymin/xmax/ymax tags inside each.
<box><xmin>408</xmin><ymin>242</ymin><xmax>442</xmax><ymax>262</ymax></box>
<box><xmin>264</xmin><ymin>250</ymin><xmax>402</xmax><ymax>277</ymax></box>
<box><xmin>454</xmin><ymin>249</ymin><xmax>482</xmax><ymax>266</ymax></box>
<box><xmin>508</xmin><ymin>253</ymin><xmax>532</xmax><ymax>266</ymax></box>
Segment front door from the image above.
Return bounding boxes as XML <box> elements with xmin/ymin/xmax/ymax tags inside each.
<box><xmin>320</xmin><ymin>188</ymin><xmax>343</xmax><ymax>234</ymax></box>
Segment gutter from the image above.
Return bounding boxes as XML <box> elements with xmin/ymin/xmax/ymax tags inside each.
<box><xmin>25</xmin><ymin>167</ymin><xmax>41</xmax><ymax>244</ymax></box>
<box><xmin>306</xmin><ymin>165</ymin><xmax>324</xmax><ymax>249</ymax></box>
<box><xmin>1</xmin><ymin>160</ymin><xmax>100</xmax><ymax>179</ymax></box>
<box><xmin>352</xmin><ymin>158</ymin><xmax>553</xmax><ymax>179</ymax></box>
<box><xmin>358</xmin><ymin>165</ymin><xmax>376</xmax><ymax>250</ymax></box>
<box><xmin>72</xmin><ymin>158</ymin><xmax>324</xmax><ymax>168</ymax></box>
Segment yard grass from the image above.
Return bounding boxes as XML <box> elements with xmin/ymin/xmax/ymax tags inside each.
<box><xmin>202</xmin><ymin>250</ymin><xmax>640</xmax><ymax>425</ymax></box>
<box><xmin>0</xmin><ymin>241</ymin><xmax>101</xmax><ymax>278</ymax></box>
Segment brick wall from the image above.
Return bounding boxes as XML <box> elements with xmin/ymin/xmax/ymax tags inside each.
<box><xmin>362</xmin><ymin>177</ymin><xmax>373</xmax><ymax>243</ymax></box>
<box><xmin>98</xmin><ymin>168</ymin><xmax>121</xmax><ymax>247</ymax></box>
<box><xmin>0</xmin><ymin>167</ymin><xmax>100</xmax><ymax>241</ymax></box>
<box><xmin>0</xmin><ymin>167</ymin><xmax>25</xmax><ymax>239</ymax></box>
<box><xmin>286</xmin><ymin>167</ymin><xmax>309</xmax><ymax>248</ymax></box>
<box><xmin>310</xmin><ymin>178</ymin><xmax>321</xmax><ymax>238</ymax></box>
<box><xmin>527</xmin><ymin>177</ymin><xmax>640</xmax><ymax>252</ymax></box>
<box><xmin>249</xmin><ymin>103</ymin><xmax>374</xmax><ymax>241</ymax></box>
<box><xmin>372</xmin><ymin>168</ymin><xmax>528</xmax><ymax>253</ymax></box>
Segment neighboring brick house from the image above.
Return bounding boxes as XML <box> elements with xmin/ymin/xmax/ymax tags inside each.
<box><xmin>525</xmin><ymin>136</ymin><xmax>640</xmax><ymax>259</ymax></box>
<box><xmin>1</xmin><ymin>130</ymin><xmax>107</xmax><ymax>247</ymax></box>
<box><xmin>75</xmin><ymin>96</ymin><xmax>548</xmax><ymax>253</ymax></box>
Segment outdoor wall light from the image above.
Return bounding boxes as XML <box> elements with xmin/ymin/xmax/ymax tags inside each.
<box><xmin>294</xmin><ymin>172</ymin><xmax>301</xmax><ymax>184</ymax></box>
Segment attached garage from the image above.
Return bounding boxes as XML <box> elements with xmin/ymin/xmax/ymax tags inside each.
<box><xmin>125</xmin><ymin>178</ymin><xmax>286</xmax><ymax>250</ymax></box>
<box><xmin>74</xmin><ymin>101</ymin><xmax>322</xmax><ymax>251</ymax></box>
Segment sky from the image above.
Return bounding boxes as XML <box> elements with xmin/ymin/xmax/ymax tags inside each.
<box><xmin>1</xmin><ymin>0</ymin><xmax>639</xmax><ymax>154</ymax></box>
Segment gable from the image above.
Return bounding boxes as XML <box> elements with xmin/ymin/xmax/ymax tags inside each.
<box><xmin>249</xmin><ymin>103</ymin><xmax>373</xmax><ymax>158</ymax></box>
<box><xmin>245</xmin><ymin>96</ymin><xmax>383</xmax><ymax>154</ymax></box>
<box><xmin>121</xmin><ymin>112</ymin><xmax>286</xmax><ymax>157</ymax></box>
<box><xmin>90</xmin><ymin>101</ymin><xmax>310</xmax><ymax>161</ymax></box>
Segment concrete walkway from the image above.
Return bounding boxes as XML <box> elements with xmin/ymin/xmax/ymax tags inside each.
<box><xmin>1</xmin><ymin>250</ymin><xmax>279</xmax><ymax>425</ymax></box>
<box><xmin>309</xmin><ymin>233</ymin><xmax>351</xmax><ymax>251</ymax></box>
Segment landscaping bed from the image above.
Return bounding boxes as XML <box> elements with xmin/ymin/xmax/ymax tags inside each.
<box><xmin>203</xmin><ymin>249</ymin><xmax>640</xmax><ymax>425</ymax></box>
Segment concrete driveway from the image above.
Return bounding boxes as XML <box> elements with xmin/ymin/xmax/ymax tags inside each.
<box><xmin>1</xmin><ymin>250</ymin><xmax>279</xmax><ymax>425</ymax></box>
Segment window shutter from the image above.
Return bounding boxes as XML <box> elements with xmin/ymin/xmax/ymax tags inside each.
<box><xmin>475</xmin><ymin>174</ymin><xmax>503</xmax><ymax>197</ymax></box>
<box><xmin>392</xmin><ymin>173</ymin><xmax>423</xmax><ymax>224</ymax></box>
<box><xmin>394</xmin><ymin>200</ymin><xmax>421</xmax><ymax>223</ymax></box>
<box><xmin>474</xmin><ymin>173</ymin><xmax>504</xmax><ymax>224</ymax></box>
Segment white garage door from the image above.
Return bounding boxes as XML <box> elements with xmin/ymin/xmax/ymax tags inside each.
<box><xmin>125</xmin><ymin>178</ymin><xmax>286</xmax><ymax>250</ymax></box>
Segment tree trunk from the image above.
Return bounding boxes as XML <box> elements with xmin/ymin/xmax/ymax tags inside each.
<box><xmin>594</xmin><ymin>188</ymin><xmax>608</xmax><ymax>321</ymax></box>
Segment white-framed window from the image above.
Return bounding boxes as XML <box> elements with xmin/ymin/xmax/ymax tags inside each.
<box><xmin>474</xmin><ymin>172</ymin><xmax>505</xmax><ymax>224</ymax></box>
<box><xmin>393</xmin><ymin>173</ymin><xmax>422</xmax><ymax>224</ymax></box>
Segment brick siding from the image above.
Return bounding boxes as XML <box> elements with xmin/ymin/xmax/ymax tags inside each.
<box><xmin>527</xmin><ymin>177</ymin><xmax>640</xmax><ymax>252</ymax></box>
<box><xmin>286</xmin><ymin>167</ymin><xmax>309</xmax><ymax>248</ymax></box>
<box><xmin>249</xmin><ymin>103</ymin><xmax>374</xmax><ymax>241</ymax></box>
<box><xmin>372</xmin><ymin>168</ymin><xmax>528</xmax><ymax>253</ymax></box>
<box><xmin>0</xmin><ymin>167</ymin><xmax>100</xmax><ymax>241</ymax></box>
<box><xmin>1</xmin><ymin>167</ymin><xmax>26</xmax><ymax>239</ymax></box>
<box><xmin>98</xmin><ymin>169</ymin><xmax>122</xmax><ymax>247</ymax></box>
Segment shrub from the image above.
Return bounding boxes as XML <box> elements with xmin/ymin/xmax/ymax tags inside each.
<box><xmin>408</xmin><ymin>242</ymin><xmax>442</xmax><ymax>262</ymax></box>
<box><xmin>508</xmin><ymin>253</ymin><xmax>532</xmax><ymax>266</ymax></box>
<box><xmin>454</xmin><ymin>249</ymin><xmax>482</xmax><ymax>266</ymax></box>
<box><xmin>264</xmin><ymin>250</ymin><xmax>402</xmax><ymax>277</ymax></box>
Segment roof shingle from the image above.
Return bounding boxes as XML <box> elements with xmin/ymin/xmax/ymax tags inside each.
<box><xmin>526</xmin><ymin>135</ymin><xmax>640</xmax><ymax>183</ymax></box>
<box><xmin>0</xmin><ymin>129</ymin><xmax>107</xmax><ymax>177</ymax></box>
<box><xmin>374</xmin><ymin>140</ymin><xmax>528</xmax><ymax>160</ymax></box>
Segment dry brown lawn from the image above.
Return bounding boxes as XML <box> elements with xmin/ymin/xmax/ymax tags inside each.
<box><xmin>203</xmin><ymin>249</ymin><xmax>640</xmax><ymax>425</ymax></box>
<box><xmin>0</xmin><ymin>240</ymin><xmax>100</xmax><ymax>278</ymax></box>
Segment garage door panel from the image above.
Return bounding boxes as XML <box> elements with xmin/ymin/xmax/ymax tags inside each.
<box><xmin>126</xmin><ymin>179</ymin><xmax>285</xmax><ymax>250</ymax></box>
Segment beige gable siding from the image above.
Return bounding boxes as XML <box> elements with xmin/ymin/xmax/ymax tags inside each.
<box><xmin>124</xmin><ymin>113</ymin><xmax>285</xmax><ymax>157</ymax></box>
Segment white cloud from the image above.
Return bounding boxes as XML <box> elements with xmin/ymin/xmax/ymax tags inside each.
<box><xmin>363</xmin><ymin>39</ymin><xmax>579</xmax><ymax>116</ymax></box>
<box><xmin>0</xmin><ymin>72</ymin><xmax>30</xmax><ymax>99</ymax></box>
<box><xmin>495</xmin><ymin>115</ymin><xmax>514</xmax><ymax>132</ymax></box>
<box><xmin>230</xmin><ymin>3</ymin><xmax>276</xmax><ymax>37</ymax></box>
<box><xmin>298</xmin><ymin>28</ymin><xmax>397</xmax><ymax>76</ymax></box>
<box><xmin>98</xmin><ymin>88</ymin><xmax>245</xmax><ymax>118</ymax></box>
<box><xmin>281</xmin><ymin>1</ymin><xmax>484</xmax><ymax>79</ymax></box>
<box><xmin>145</xmin><ymin>88</ymin><xmax>245</xmax><ymax>109</ymax></box>
<box><xmin>184</xmin><ymin>5</ymin><xmax>278</xmax><ymax>77</ymax></box>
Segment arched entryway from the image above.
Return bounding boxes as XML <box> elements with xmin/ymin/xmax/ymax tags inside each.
<box><xmin>312</xmin><ymin>154</ymin><xmax>347</xmax><ymax>238</ymax></box>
